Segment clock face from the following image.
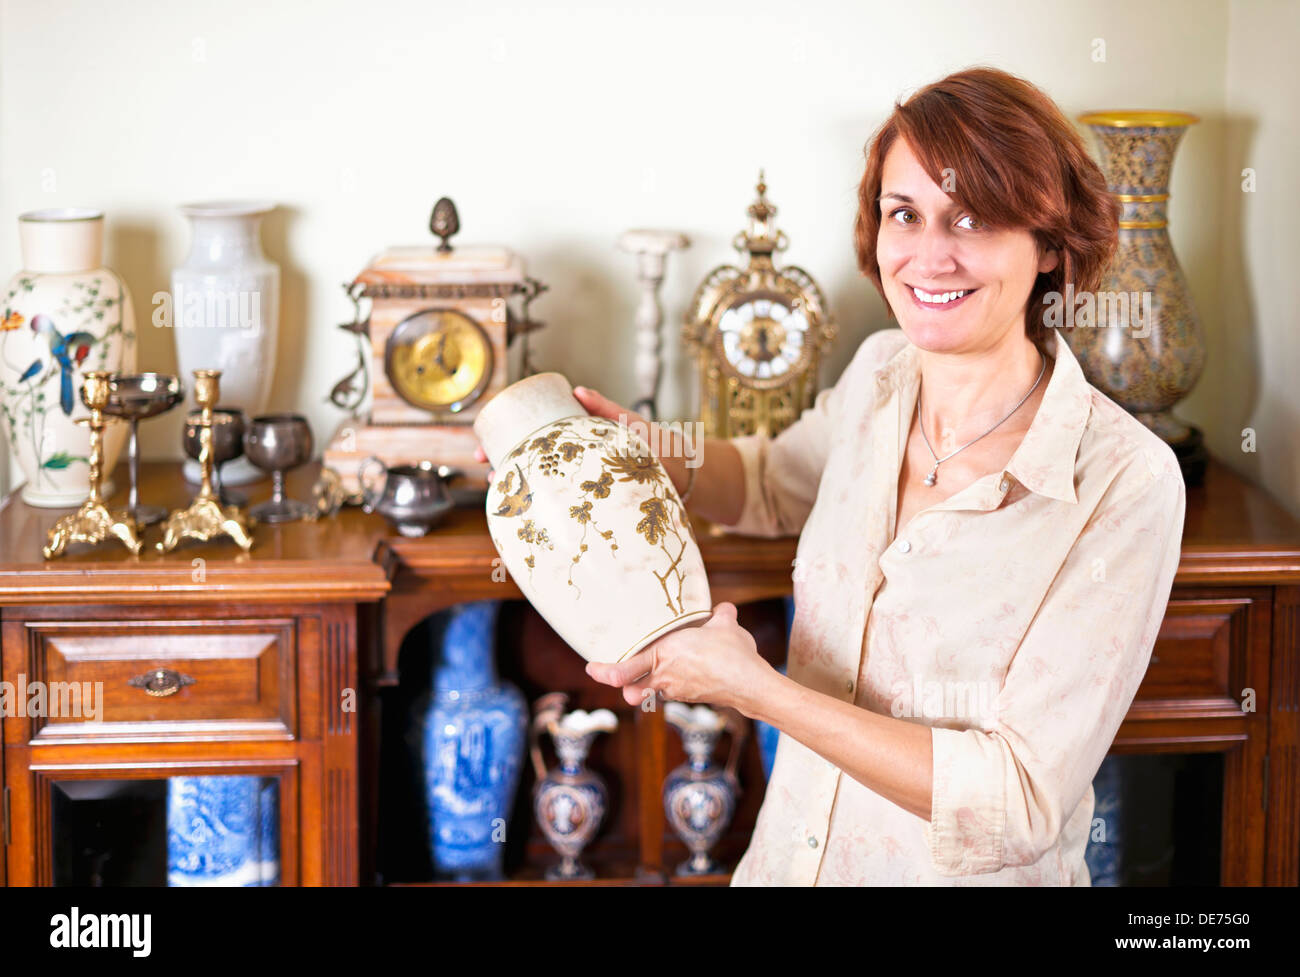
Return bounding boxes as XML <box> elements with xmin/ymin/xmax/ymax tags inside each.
<box><xmin>716</xmin><ymin>294</ymin><xmax>809</xmax><ymax>385</ymax></box>
<box><xmin>384</xmin><ymin>308</ymin><xmax>493</xmax><ymax>413</ymax></box>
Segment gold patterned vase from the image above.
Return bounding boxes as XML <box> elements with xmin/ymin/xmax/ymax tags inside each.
<box><xmin>1069</xmin><ymin>111</ymin><xmax>1207</xmax><ymax>485</ymax></box>
<box><xmin>474</xmin><ymin>372</ymin><xmax>712</xmax><ymax>664</ymax></box>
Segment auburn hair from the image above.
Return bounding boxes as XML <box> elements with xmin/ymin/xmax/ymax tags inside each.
<box><xmin>853</xmin><ymin>66</ymin><xmax>1120</xmax><ymax>354</ymax></box>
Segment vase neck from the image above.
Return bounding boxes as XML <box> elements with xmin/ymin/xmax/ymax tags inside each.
<box><xmin>184</xmin><ymin>215</ymin><xmax>267</xmax><ymax>267</ymax></box>
<box><xmin>18</xmin><ymin>211</ymin><xmax>104</xmax><ymax>273</ymax></box>
<box><xmin>431</xmin><ymin>601</ymin><xmax>502</xmax><ymax>693</ymax></box>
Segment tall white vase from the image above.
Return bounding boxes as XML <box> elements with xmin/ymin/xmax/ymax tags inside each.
<box><xmin>474</xmin><ymin>372</ymin><xmax>712</xmax><ymax>664</ymax></box>
<box><xmin>1</xmin><ymin>208</ymin><xmax>136</xmax><ymax>507</ymax></box>
<box><xmin>172</xmin><ymin>200</ymin><xmax>280</xmax><ymax>485</ymax></box>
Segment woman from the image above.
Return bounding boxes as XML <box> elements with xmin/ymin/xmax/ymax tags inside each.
<box><xmin>502</xmin><ymin>67</ymin><xmax>1185</xmax><ymax>884</ymax></box>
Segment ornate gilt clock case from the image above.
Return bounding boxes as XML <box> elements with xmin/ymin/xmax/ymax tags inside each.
<box><xmin>323</xmin><ymin>199</ymin><xmax>546</xmax><ymax>491</ymax></box>
<box><xmin>683</xmin><ymin>174</ymin><xmax>835</xmax><ymax>439</ymax></box>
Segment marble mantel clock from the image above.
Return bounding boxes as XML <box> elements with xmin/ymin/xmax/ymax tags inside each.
<box><xmin>323</xmin><ymin>198</ymin><xmax>546</xmax><ymax>490</ymax></box>
<box><xmin>682</xmin><ymin>173</ymin><xmax>836</xmax><ymax>440</ymax></box>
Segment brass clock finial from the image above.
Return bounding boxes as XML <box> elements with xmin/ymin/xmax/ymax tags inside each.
<box><xmin>430</xmin><ymin>197</ymin><xmax>460</xmax><ymax>253</ymax></box>
<box><xmin>738</xmin><ymin>169</ymin><xmax>781</xmax><ymax>256</ymax></box>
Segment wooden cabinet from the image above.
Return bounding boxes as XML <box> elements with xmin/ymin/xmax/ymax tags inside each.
<box><xmin>0</xmin><ymin>465</ymin><xmax>388</xmax><ymax>886</ymax></box>
<box><xmin>1</xmin><ymin>457</ymin><xmax>1297</xmax><ymax>885</ymax></box>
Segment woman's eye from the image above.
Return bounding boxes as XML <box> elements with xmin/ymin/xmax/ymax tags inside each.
<box><xmin>889</xmin><ymin>208</ymin><xmax>918</xmax><ymax>225</ymax></box>
<box><xmin>956</xmin><ymin>214</ymin><xmax>984</xmax><ymax>230</ymax></box>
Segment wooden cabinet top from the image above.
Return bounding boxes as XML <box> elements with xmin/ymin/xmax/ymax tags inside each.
<box><xmin>0</xmin><ymin>457</ymin><xmax>1297</xmax><ymax>605</ymax></box>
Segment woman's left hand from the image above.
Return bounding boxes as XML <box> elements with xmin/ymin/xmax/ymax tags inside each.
<box><xmin>585</xmin><ymin>601</ymin><xmax>775</xmax><ymax>716</ymax></box>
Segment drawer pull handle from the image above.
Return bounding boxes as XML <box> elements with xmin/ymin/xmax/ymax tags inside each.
<box><xmin>128</xmin><ymin>668</ymin><xmax>195</xmax><ymax>698</ymax></box>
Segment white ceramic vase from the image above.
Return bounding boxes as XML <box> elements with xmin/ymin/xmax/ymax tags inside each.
<box><xmin>172</xmin><ymin>200</ymin><xmax>279</xmax><ymax>485</ymax></box>
<box><xmin>1</xmin><ymin>209</ymin><xmax>135</xmax><ymax>507</ymax></box>
<box><xmin>475</xmin><ymin>372</ymin><xmax>712</xmax><ymax>664</ymax></box>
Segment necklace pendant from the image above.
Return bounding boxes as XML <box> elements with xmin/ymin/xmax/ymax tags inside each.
<box><xmin>923</xmin><ymin>467</ymin><xmax>938</xmax><ymax>487</ymax></box>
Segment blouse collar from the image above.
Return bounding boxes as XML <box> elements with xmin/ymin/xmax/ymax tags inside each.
<box><xmin>872</xmin><ymin>329</ymin><xmax>1092</xmax><ymax>504</ymax></box>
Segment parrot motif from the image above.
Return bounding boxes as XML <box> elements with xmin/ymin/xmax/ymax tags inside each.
<box><xmin>19</xmin><ymin>313</ymin><xmax>96</xmax><ymax>414</ymax></box>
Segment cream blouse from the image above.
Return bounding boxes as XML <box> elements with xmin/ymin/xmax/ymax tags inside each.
<box><xmin>724</xmin><ymin>327</ymin><xmax>1186</xmax><ymax>885</ymax></box>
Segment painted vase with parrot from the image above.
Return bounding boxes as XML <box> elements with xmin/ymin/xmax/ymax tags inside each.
<box><xmin>2</xmin><ymin>209</ymin><xmax>136</xmax><ymax>507</ymax></box>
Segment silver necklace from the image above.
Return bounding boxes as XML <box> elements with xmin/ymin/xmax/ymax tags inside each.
<box><xmin>917</xmin><ymin>350</ymin><xmax>1047</xmax><ymax>486</ymax></box>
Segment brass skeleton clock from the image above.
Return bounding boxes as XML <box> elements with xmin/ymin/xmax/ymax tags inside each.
<box><xmin>683</xmin><ymin>173</ymin><xmax>836</xmax><ymax>439</ymax></box>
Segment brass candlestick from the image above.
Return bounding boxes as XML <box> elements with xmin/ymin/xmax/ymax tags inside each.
<box><xmin>43</xmin><ymin>372</ymin><xmax>145</xmax><ymax>559</ymax></box>
<box><xmin>156</xmin><ymin>369</ymin><xmax>255</xmax><ymax>553</ymax></box>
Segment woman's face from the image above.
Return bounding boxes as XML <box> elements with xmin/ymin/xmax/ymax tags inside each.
<box><xmin>875</xmin><ymin>138</ymin><xmax>1058</xmax><ymax>355</ymax></box>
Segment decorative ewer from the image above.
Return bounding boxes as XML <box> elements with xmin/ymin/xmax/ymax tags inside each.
<box><xmin>156</xmin><ymin>370</ymin><xmax>254</xmax><ymax>553</ymax></box>
<box><xmin>2</xmin><ymin>208</ymin><xmax>136</xmax><ymax>507</ymax></box>
<box><xmin>474</xmin><ymin>372</ymin><xmax>712</xmax><ymax>664</ymax></box>
<box><xmin>1069</xmin><ymin>111</ymin><xmax>1207</xmax><ymax>485</ymax></box>
<box><xmin>529</xmin><ymin>693</ymin><xmax>617</xmax><ymax>881</ymax></box>
<box><xmin>358</xmin><ymin>456</ymin><xmax>459</xmax><ymax>537</ymax></box>
<box><xmin>42</xmin><ymin>371</ymin><xmax>144</xmax><ymax>559</ymax></box>
<box><xmin>663</xmin><ymin>702</ymin><xmax>746</xmax><ymax>876</ymax></box>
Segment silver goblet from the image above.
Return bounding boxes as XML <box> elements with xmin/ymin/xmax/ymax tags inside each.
<box><xmin>104</xmin><ymin>373</ymin><xmax>184</xmax><ymax>526</ymax></box>
<box><xmin>183</xmin><ymin>407</ymin><xmax>248</xmax><ymax>506</ymax></box>
<box><xmin>244</xmin><ymin>414</ymin><xmax>314</xmax><ymax>523</ymax></box>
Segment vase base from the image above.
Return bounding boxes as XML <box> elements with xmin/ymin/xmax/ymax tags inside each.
<box><xmin>184</xmin><ymin>455</ymin><xmax>265</xmax><ymax>486</ymax></box>
<box><xmin>618</xmin><ymin>608</ymin><xmax>714</xmax><ymax>663</ymax></box>
<box><xmin>1169</xmin><ymin>425</ymin><xmax>1208</xmax><ymax>488</ymax></box>
<box><xmin>674</xmin><ymin>855</ymin><xmax>723</xmax><ymax>876</ymax></box>
<box><xmin>21</xmin><ymin>477</ymin><xmax>115</xmax><ymax>509</ymax></box>
<box><xmin>544</xmin><ymin>861</ymin><xmax>594</xmax><ymax>882</ymax></box>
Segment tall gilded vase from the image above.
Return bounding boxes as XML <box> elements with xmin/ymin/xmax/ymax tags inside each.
<box><xmin>2</xmin><ymin>209</ymin><xmax>136</xmax><ymax>506</ymax></box>
<box><xmin>416</xmin><ymin>599</ymin><xmax>527</xmax><ymax>881</ymax></box>
<box><xmin>1070</xmin><ymin>111</ymin><xmax>1207</xmax><ymax>484</ymax></box>
<box><xmin>474</xmin><ymin>372</ymin><xmax>712</xmax><ymax>664</ymax></box>
<box><xmin>172</xmin><ymin>200</ymin><xmax>280</xmax><ymax>486</ymax></box>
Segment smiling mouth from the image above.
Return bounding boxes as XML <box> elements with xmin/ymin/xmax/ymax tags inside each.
<box><xmin>907</xmin><ymin>285</ymin><xmax>979</xmax><ymax>309</ymax></box>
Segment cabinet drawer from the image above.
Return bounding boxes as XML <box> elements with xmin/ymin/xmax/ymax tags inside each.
<box><xmin>1133</xmin><ymin>596</ymin><xmax>1250</xmax><ymax>712</ymax></box>
<box><xmin>12</xmin><ymin>619</ymin><xmax>297</xmax><ymax>742</ymax></box>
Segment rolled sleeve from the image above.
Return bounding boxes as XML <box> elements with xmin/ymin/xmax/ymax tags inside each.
<box><xmin>724</xmin><ymin>330</ymin><xmax>903</xmax><ymax>538</ymax></box>
<box><xmin>926</xmin><ymin>461</ymin><xmax>1186</xmax><ymax>876</ymax></box>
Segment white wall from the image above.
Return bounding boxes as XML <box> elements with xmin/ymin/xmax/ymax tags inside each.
<box><xmin>3</xmin><ymin>0</ymin><xmax>1292</xmax><ymax>516</ymax></box>
<box><xmin>1205</xmin><ymin>0</ymin><xmax>1300</xmax><ymax>516</ymax></box>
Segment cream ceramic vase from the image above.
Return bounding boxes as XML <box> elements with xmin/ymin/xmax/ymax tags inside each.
<box><xmin>2</xmin><ymin>209</ymin><xmax>135</xmax><ymax>507</ymax></box>
<box><xmin>474</xmin><ymin>373</ymin><xmax>711</xmax><ymax>664</ymax></box>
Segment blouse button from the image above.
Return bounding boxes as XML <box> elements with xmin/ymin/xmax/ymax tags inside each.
<box><xmin>807</xmin><ymin>835</ymin><xmax>819</xmax><ymax>849</ymax></box>
<box><xmin>897</xmin><ymin>539</ymin><xmax>912</xmax><ymax>553</ymax></box>
<box><xmin>845</xmin><ymin>679</ymin><xmax>855</xmax><ymax>693</ymax></box>
<box><xmin>999</xmin><ymin>478</ymin><xmax>1010</xmax><ymax>492</ymax></box>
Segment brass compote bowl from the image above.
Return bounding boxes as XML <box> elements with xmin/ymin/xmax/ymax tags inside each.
<box><xmin>43</xmin><ymin>371</ymin><xmax>144</xmax><ymax>558</ymax></box>
<box><xmin>105</xmin><ymin>373</ymin><xmax>184</xmax><ymax>526</ymax></box>
<box><xmin>156</xmin><ymin>369</ymin><xmax>254</xmax><ymax>553</ymax></box>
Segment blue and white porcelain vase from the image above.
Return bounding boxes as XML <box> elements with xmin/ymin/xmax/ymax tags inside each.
<box><xmin>1084</xmin><ymin>755</ymin><xmax>1125</xmax><ymax>886</ymax></box>
<box><xmin>167</xmin><ymin>775</ymin><xmax>280</xmax><ymax>886</ymax></box>
<box><xmin>417</xmin><ymin>599</ymin><xmax>527</xmax><ymax>882</ymax></box>
<box><xmin>530</xmin><ymin>693</ymin><xmax>617</xmax><ymax>881</ymax></box>
<box><xmin>664</xmin><ymin>702</ymin><xmax>744</xmax><ymax>876</ymax></box>
<box><xmin>755</xmin><ymin>594</ymin><xmax>795</xmax><ymax>779</ymax></box>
